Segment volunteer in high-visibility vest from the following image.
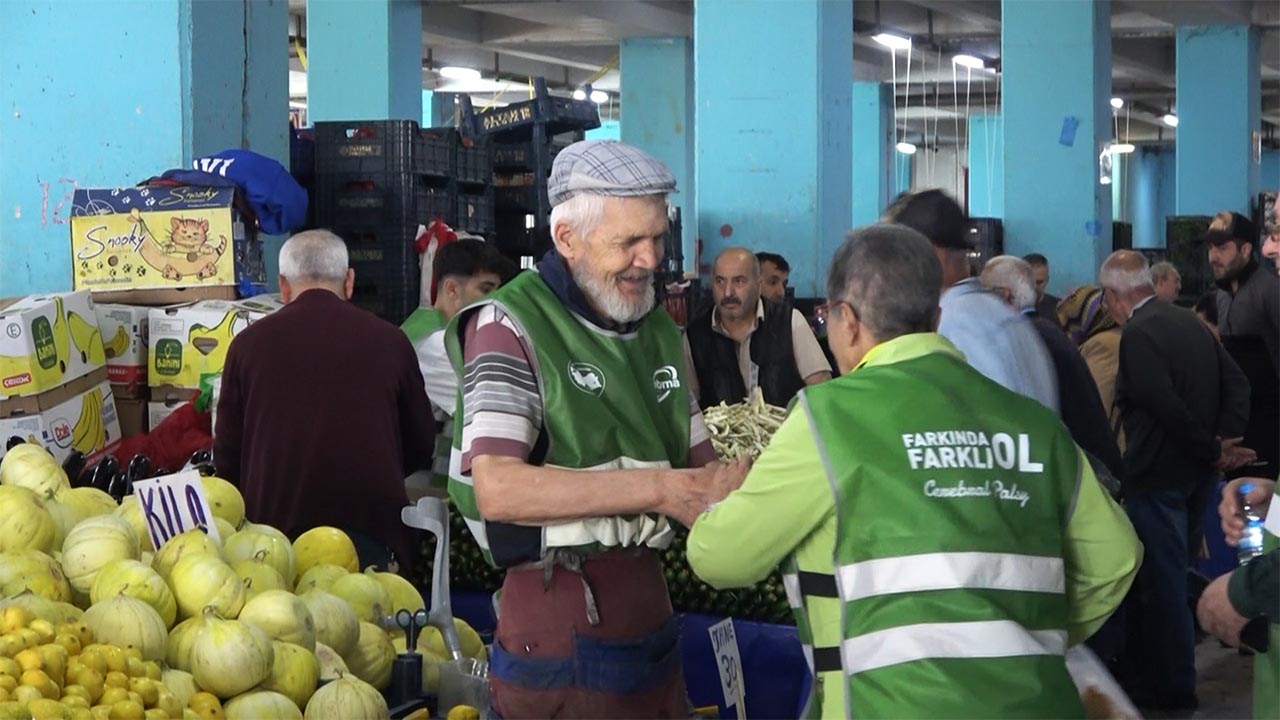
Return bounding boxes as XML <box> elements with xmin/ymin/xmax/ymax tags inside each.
<box><xmin>1199</xmin><ymin>477</ymin><xmax>1279</xmax><ymax>719</ymax></box>
<box><xmin>400</xmin><ymin>239</ymin><xmax>509</xmax><ymax>498</ymax></box>
<box><xmin>446</xmin><ymin>140</ymin><xmax>748</xmax><ymax>718</ymax></box>
<box><xmin>688</xmin><ymin>225</ymin><xmax>1143</xmax><ymax>718</ymax></box>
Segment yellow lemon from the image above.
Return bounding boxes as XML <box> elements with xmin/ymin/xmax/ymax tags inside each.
<box><xmin>21</xmin><ymin>668</ymin><xmax>60</xmax><ymax>699</ymax></box>
<box><xmin>0</xmin><ymin>606</ymin><xmax>35</xmax><ymax>634</ymax></box>
<box><xmin>99</xmin><ymin>687</ymin><xmax>129</xmax><ymax>706</ymax></box>
<box><xmin>29</xmin><ymin>621</ymin><xmax>55</xmax><ymax>645</ymax></box>
<box><xmin>62</xmin><ymin>685</ymin><xmax>93</xmax><ymax>705</ymax></box>
<box><xmin>108</xmin><ymin>700</ymin><xmax>144</xmax><ymax>720</ymax></box>
<box><xmin>71</xmin><ymin>667</ymin><xmax>104</xmax><ymax>702</ymax></box>
<box><xmin>28</xmin><ymin>697</ymin><xmax>70</xmax><ymax>720</ymax></box>
<box><xmin>14</xmin><ymin>683</ymin><xmax>46</xmax><ymax>704</ymax></box>
<box><xmin>55</xmin><ymin>635</ymin><xmax>81</xmax><ymax>657</ymax></box>
<box><xmin>446</xmin><ymin>705</ymin><xmax>481</xmax><ymax>720</ymax></box>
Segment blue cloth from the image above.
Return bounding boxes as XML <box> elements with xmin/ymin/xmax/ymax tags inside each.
<box><xmin>489</xmin><ymin>617</ymin><xmax>682</xmax><ymax>695</ymax></box>
<box><xmin>164</xmin><ymin>149</ymin><xmax>308</xmax><ymax>235</ymax></box>
<box><xmin>938</xmin><ymin>279</ymin><xmax>1060</xmax><ymax>413</ymax></box>
<box><xmin>1124</xmin><ymin>486</ymin><xmax>1213</xmax><ymax>696</ymax></box>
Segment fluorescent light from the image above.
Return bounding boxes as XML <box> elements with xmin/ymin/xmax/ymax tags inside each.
<box><xmin>896</xmin><ymin>141</ymin><xmax>917</xmax><ymax>155</ymax></box>
<box><xmin>1100</xmin><ymin>175</ymin><xmax>1112</xmax><ymax>185</ymax></box>
<box><xmin>1109</xmin><ymin>143</ymin><xmax>1135</xmax><ymax>155</ymax></box>
<box><xmin>873</xmin><ymin>33</ymin><xmax>912</xmax><ymax>50</ymax></box>
<box><xmin>1162</xmin><ymin>113</ymin><xmax>1179</xmax><ymax>127</ymax></box>
<box><xmin>953</xmin><ymin>55</ymin><xmax>984</xmax><ymax>69</ymax></box>
<box><xmin>438</xmin><ymin>66</ymin><xmax>481</xmax><ymax>81</ymax></box>
<box><xmin>1110</xmin><ymin>97</ymin><xmax>1124</xmax><ymax>109</ymax></box>
<box><xmin>572</xmin><ymin>89</ymin><xmax>587</xmax><ymax>101</ymax></box>
<box><xmin>590</xmin><ymin>90</ymin><xmax>609</xmax><ymax>104</ymax></box>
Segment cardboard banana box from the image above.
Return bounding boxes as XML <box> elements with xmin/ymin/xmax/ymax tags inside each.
<box><xmin>0</xmin><ymin>368</ymin><xmax>121</xmax><ymax>464</ymax></box>
<box><xmin>95</xmin><ymin>303</ymin><xmax>152</xmax><ymax>397</ymax></box>
<box><xmin>147</xmin><ymin>295</ymin><xmax>283</xmax><ymax>390</ymax></box>
<box><xmin>0</xmin><ymin>290</ymin><xmax>107</xmax><ymax>399</ymax></box>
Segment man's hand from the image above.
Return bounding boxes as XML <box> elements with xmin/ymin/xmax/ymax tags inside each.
<box><xmin>1196</xmin><ymin>572</ymin><xmax>1249</xmax><ymax>647</ymax></box>
<box><xmin>661</xmin><ymin>457</ymin><xmax>752</xmax><ymax>528</ymax></box>
<box><xmin>1216</xmin><ymin>437</ymin><xmax>1257</xmax><ymax>472</ymax></box>
<box><xmin>1219</xmin><ymin>477</ymin><xmax>1276</xmax><ymax>546</ymax></box>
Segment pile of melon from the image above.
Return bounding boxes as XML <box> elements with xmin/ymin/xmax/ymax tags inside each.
<box><xmin>0</xmin><ymin>444</ymin><xmax>487</xmax><ymax>720</ymax></box>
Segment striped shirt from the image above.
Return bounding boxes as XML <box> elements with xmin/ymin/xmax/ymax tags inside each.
<box><xmin>459</xmin><ymin>304</ymin><xmax>717</xmax><ymax>474</ymax></box>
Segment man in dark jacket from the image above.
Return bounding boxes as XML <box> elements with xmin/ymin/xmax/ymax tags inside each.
<box><xmin>1099</xmin><ymin>250</ymin><xmax>1254</xmax><ymax>711</ymax></box>
<box><xmin>979</xmin><ymin>256</ymin><xmax>1123</xmax><ymax>484</ymax></box>
<box><xmin>1209</xmin><ymin>211</ymin><xmax>1280</xmax><ymax>480</ymax></box>
<box><xmin>687</xmin><ymin>247</ymin><xmax>830</xmax><ymax>408</ymax></box>
<box><xmin>214</xmin><ymin>230</ymin><xmax>437</xmax><ymax>571</ymax></box>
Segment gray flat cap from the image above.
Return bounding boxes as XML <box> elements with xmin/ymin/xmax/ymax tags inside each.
<box><xmin>548</xmin><ymin>140</ymin><xmax>677</xmax><ymax>207</ymax></box>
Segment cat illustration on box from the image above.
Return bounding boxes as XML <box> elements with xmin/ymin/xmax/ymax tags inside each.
<box><xmin>134</xmin><ymin>212</ymin><xmax>228</xmax><ymax>281</ymax></box>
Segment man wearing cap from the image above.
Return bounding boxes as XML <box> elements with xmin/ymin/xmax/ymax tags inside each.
<box><xmin>1209</xmin><ymin>210</ymin><xmax>1280</xmax><ymax>479</ymax></box>
<box><xmin>883</xmin><ymin>190</ymin><xmax>1059</xmax><ymax>412</ymax></box>
<box><xmin>447</xmin><ymin>140</ymin><xmax>747</xmax><ymax>718</ymax></box>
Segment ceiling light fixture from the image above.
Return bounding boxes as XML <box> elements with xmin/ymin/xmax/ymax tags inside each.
<box><xmin>590</xmin><ymin>90</ymin><xmax>609</xmax><ymax>104</ymax></box>
<box><xmin>1110</xmin><ymin>97</ymin><xmax>1124</xmax><ymax>109</ymax></box>
<box><xmin>873</xmin><ymin>33</ymin><xmax>912</xmax><ymax>50</ymax></box>
<box><xmin>1109</xmin><ymin>143</ymin><xmax>1135</xmax><ymax>155</ymax></box>
<box><xmin>896</xmin><ymin>141</ymin><xmax>917</xmax><ymax>155</ymax></box>
<box><xmin>572</xmin><ymin>89</ymin><xmax>587</xmax><ymax>101</ymax></box>
<box><xmin>438</xmin><ymin>66</ymin><xmax>481</xmax><ymax>81</ymax></box>
<box><xmin>1100</xmin><ymin>175</ymin><xmax>1112</xmax><ymax>185</ymax></box>
<box><xmin>1162</xmin><ymin>113</ymin><xmax>1179</xmax><ymax>127</ymax></box>
<box><xmin>953</xmin><ymin>55</ymin><xmax>984</xmax><ymax>69</ymax></box>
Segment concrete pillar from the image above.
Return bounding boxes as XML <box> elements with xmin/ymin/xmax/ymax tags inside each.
<box><xmin>621</xmin><ymin>37</ymin><xmax>695</xmax><ymax>272</ymax></box>
<box><xmin>967</xmin><ymin>114</ymin><xmax>1005</xmax><ymax>218</ymax></box>
<box><xmin>1002</xmin><ymin>0</ymin><xmax>1112</xmax><ymax>294</ymax></box>
<box><xmin>694</xmin><ymin>0</ymin><xmax>852</xmax><ymax>295</ymax></box>
<box><xmin>1175</xmin><ymin>25</ymin><xmax>1261</xmax><ymax>215</ymax></box>
<box><xmin>0</xmin><ymin>0</ymin><xmax>288</xmax><ymax>296</ymax></box>
<box><xmin>306</xmin><ymin>0</ymin><xmax>422</xmax><ymax>123</ymax></box>
<box><xmin>851</xmin><ymin>83</ymin><xmax>894</xmax><ymax>228</ymax></box>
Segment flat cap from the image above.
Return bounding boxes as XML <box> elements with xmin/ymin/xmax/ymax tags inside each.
<box><xmin>548</xmin><ymin>140</ymin><xmax>677</xmax><ymax>207</ymax></box>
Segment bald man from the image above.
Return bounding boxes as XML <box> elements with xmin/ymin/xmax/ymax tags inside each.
<box><xmin>686</xmin><ymin>248</ymin><xmax>831</xmax><ymax>408</ymax></box>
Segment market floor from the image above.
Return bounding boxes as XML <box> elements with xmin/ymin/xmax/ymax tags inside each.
<box><xmin>1185</xmin><ymin>641</ymin><xmax>1254</xmax><ymax>719</ymax></box>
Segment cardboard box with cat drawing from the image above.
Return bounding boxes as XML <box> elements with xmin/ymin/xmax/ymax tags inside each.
<box><xmin>69</xmin><ymin>186</ymin><xmax>265</xmax><ymax>295</ymax></box>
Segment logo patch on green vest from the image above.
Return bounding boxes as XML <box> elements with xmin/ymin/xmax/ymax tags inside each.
<box><xmin>652</xmin><ymin>365</ymin><xmax>681</xmax><ymax>403</ymax></box>
<box><xmin>568</xmin><ymin>361</ymin><xmax>605</xmax><ymax>396</ymax></box>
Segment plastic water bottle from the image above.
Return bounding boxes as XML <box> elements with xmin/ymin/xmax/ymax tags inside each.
<box><xmin>1237</xmin><ymin>483</ymin><xmax>1265</xmax><ymax>565</ymax></box>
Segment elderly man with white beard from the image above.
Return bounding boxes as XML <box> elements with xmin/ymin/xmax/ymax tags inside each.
<box><xmin>445</xmin><ymin>140</ymin><xmax>749</xmax><ymax>719</ymax></box>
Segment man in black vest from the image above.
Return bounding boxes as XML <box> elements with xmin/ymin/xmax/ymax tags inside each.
<box><xmin>687</xmin><ymin>247</ymin><xmax>831</xmax><ymax>408</ymax></box>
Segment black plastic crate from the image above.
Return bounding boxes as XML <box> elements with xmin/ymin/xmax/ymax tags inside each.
<box><xmin>456</xmin><ymin>190</ymin><xmax>495</xmax><ymax>236</ymax></box>
<box><xmin>314</xmin><ymin>171</ymin><xmax>418</xmax><ymax>229</ymax></box>
<box><xmin>414</xmin><ymin>184</ymin><xmax>455</xmax><ymax>225</ymax></box>
<box><xmin>495</xmin><ymin>184</ymin><xmax>539</xmax><ymax>214</ymax></box>
<box><xmin>290</xmin><ymin>131</ymin><xmax>315</xmax><ymax>185</ymax></box>
<box><xmin>330</xmin><ymin>224</ymin><xmax>418</xmax><ymax>264</ymax></box>
<box><xmin>350</xmin><ymin>265</ymin><xmax>419</xmax><ymax>324</ymax></box>
<box><xmin>417</xmin><ymin>129</ymin><xmax>454</xmax><ymax>179</ymax></box>
<box><xmin>456</xmin><ymin>137</ymin><xmax>493</xmax><ymax>186</ymax></box>
<box><xmin>493</xmin><ymin>138</ymin><xmax>572</xmax><ymax>171</ymax></box>
<box><xmin>315</xmin><ymin>120</ymin><xmax>419</xmax><ymax>176</ymax></box>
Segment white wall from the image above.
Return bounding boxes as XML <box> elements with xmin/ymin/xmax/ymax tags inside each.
<box><xmin>910</xmin><ymin>145</ymin><xmax>965</xmax><ymax>204</ymax></box>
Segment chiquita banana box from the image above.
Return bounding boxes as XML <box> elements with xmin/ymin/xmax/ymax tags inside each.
<box><xmin>94</xmin><ymin>303</ymin><xmax>151</xmax><ymax>395</ymax></box>
<box><xmin>148</xmin><ymin>296</ymin><xmax>282</xmax><ymax>390</ymax></box>
<box><xmin>0</xmin><ymin>291</ymin><xmax>107</xmax><ymax>399</ymax></box>
<box><xmin>0</xmin><ymin>376</ymin><xmax>121</xmax><ymax>464</ymax></box>
<box><xmin>70</xmin><ymin>186</ymin><xmax>266</xmax><ymax>293</ymax></box>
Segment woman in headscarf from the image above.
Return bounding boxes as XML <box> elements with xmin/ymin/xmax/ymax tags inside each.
<box><xmin>1057</xmin><ymin>285</ymin><xmax>1122</xmax><ymax>444</ymax></box>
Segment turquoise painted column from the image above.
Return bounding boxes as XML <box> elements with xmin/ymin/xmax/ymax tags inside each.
<box><xmin>967</xmin><ymin>114</ymin><xmax>1005</xmax><ymax>218</ymax></box>
<box><xmin>1263</xmin><ymin>149</ymin><xmax>1280</xmax><ymax>190</ymax></box>
<box><xmin>1003</xmin><ymin>0</ymin><xmax>1112</xmax><ymax>294</ymax></box>
<box><xmin>851</xmin><ymin>83</ymin><xmax>893</xmax><ymax>227</ymax></box>
<box><xmin>306</xmin><ymin>0</ymin><xmax>422</xmax><ymax>122</ymax></box>
<box><xmin>430</xmin><ymin>92</ymin><xmax>458</xmax><ymax>128</ymax></box>
<box><xmin>1176</xmin><ymin>25</ymin><xmax>1261</xmax><ymax>215</ymax></box>
<box><xmin>1130</xmin><ymin>146</ymin><xmax>1166</xmax><ymax>248</ymax></box>
<box><xmin>621</xmin><ymin>37</ymin><xmax>695</xmax><ymax>272</ymax></box>
<box><xmin>0</xmin><ymin>0</ymin><xmax>288</xmax><ymax>296</ymax></box>
<box><xmin>694</xmin><ymin>0</ymin><xmax>852</xmax><ymax>295</ymax></box>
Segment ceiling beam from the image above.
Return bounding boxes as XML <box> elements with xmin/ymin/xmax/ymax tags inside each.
<box><xmin>566</xmin><ymin>1</ymin><xmax>692</xmax><ymax>38</ymax></box>
<box><xmin>909</xmin><ymin>0</ymin><xmax>1001</xmax><ymax>32</ymax></box>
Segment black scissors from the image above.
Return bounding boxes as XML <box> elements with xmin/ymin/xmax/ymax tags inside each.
<box><xmin>395</xmin><ymin>608</ymin><xmax>429</xmax><ymax>650</ymax></box>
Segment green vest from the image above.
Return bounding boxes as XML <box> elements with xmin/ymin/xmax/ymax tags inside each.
<box><xmin>401</xmin><ymin>307</ymin><xmax>452</xmax><ymax>488</ymax></box>
<box><xmin>800</xmin><ymin>350</ymin><xmax>1084</xmax><ymax>719</ymax></box>
<box><xmin>445</xmin><ymin>272</ymin><xmax>691</xmax><ymax>565</ymax></box>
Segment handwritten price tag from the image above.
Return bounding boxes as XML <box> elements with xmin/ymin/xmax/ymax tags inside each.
<box><xmin>708</xmin><ymin>618</ymin><xmax>745</xmax><ymax>715</ymax></box>
<box><xmin>133</xmin><ymin>471</ymin><xmax>220</xmax><ymax>551</ymax></box>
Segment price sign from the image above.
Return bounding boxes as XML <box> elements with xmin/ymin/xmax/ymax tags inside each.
<box><xmin>133</xmin><ymin>471</ymin><xmax>220</xmax><ymax>551</ymax></box>
<box><xmin>708</xmin><ymin>618</ymin><xmax>744</xmax><ymax>714</ymax></box>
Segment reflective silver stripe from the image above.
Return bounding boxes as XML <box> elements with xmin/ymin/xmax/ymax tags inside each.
<box><xmin>836</xmin><ymin>552</ymin><xmax>1065</xmax><ymax>602</ymax></box>
<box><xmin>782</xmin><ymin>572</ymin><xmax>803</xmax><ymax>609</ymax></box>
<box><xmin>842</xmin><ymin>621</ymin><xmax>1067</xmax><ymax>674</ymax></box>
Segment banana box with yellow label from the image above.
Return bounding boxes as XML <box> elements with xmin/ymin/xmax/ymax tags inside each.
<box><xmin>0</xmin><ymin>368</ymin><xmax>122</xmax><ymax>464</ymax></box>
<box><xmin>147</xmin><ymin>295</ymin><xmax>282</xmax><ymax>390</ymax></box>
<box><xmin>0</xmin><ymin>290</ymin><xmax>107</xmax><ymax>400</ymax></box>
<box><xmin>94</xmin><ymin>303</ymin><xmax>152</xmax><ymax>398</ymax></box>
